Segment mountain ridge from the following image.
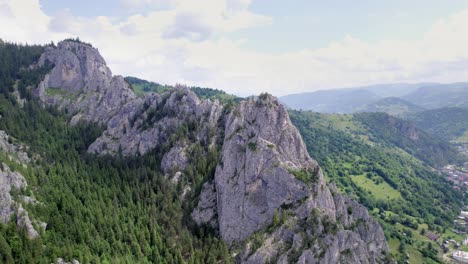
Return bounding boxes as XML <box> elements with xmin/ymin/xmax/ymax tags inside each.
<box><xmin>280</xmin><ymin>82</ymin><xmax>468</xmax><ymax>114</ymax></box>
<box><xmin>0</xmin><ymin>39</ymin><xmax>391</xmax><ymax>263</ymax></box>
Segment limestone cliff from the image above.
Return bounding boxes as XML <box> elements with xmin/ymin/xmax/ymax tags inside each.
<box><xmin>34</xmin><ymin>40</ymin><xmax>135</xmax><ymax>125</ymax></box>
<box><xmin>193</xmin><ymin>96</ymin><xmax>389</xmax><ymax>263</ymax></box>
<box><xmin>0</xmin><ymin>131</ymin><xmax>41</xmax><ymax>239</ymax></box>
<box><xmin>33</xmin><ymin>40</ymin><xmax>390</xmax><ymax>263</ymax></box>
<box><xmin>88</xmin><ymin>86</ymin><xmax>222</xmax><ymax>157</ymax></box>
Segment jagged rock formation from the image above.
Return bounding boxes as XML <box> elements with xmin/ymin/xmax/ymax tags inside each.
<box><xmin>33</xmin><ymin>40</ymin><xmax>390</xmax><ymax>263</ymax></box>
<box><xmin>0</xmin><ymin>162</ymin><xmax>40</xmax><ymax>239</ymax></box>
<box><xmin>0</xmin><ymin>163</ymin><xmax>27</xmax><ymax>223</ymax></box>
<box><xmin>193</xmin><ymin>96</ymin><xmax>389</xmax><ymax>263</ymax></box>
<box><xmin>0</xmin><ymin>130</ymin><xmax>31</xmax><ymax>164</ymax></box>
<box><xmin>16</xmin><ymin>203</ymin><xmax>39</xmax><ymax>239</ymax></box>
<box><xmin>88</xmin><ymin>86</ymin><xmax>223</xmax><ymax>156</ymax></box>
<box><xmin>0</xmin><ymin>131</ymin><xmax>42</xmax><ymax>239</ymax></box>
<box><xmin>192</xmin><ymin>181</ymin><xmax>218</xmax><ymax>228</ymax></box>
<box><xmin>34</xmin><ymin>40</ymin><xmax>136</xmax><ymax>125</ymax></box>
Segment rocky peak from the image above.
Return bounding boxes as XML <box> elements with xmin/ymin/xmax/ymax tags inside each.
<box><xmin>213</xmin><ymin>94</ymin><xmax>332</xmax><ymax>243</ymax></box>
<box><xmin>32</xmin><ymin>41</ymin><xmax>390</xmax><ymax>263</ymax></box>
<box><xmin>193</xmin><ymin>94</ymin><xmax>389</xmax><ymax>263</ymax></box>
<box><xmin>34</xmin><ymin>40</ymin><xmax>136</xmax><ymax>124</ymax></box>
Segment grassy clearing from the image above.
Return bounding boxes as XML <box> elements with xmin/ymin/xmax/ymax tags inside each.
<box><xmin>352</xmin><ymin>174</ymin><xmax>402</xmax><ymax>200</ymax></box>
<box><xmin>130</xmin><ymin>83</ymin><xmax>171</xmax><ymax>97</ymax></box>
<box><xmin>45</xmin><ymin>87</ymin><xmax>67</xmax><ymax>96</ymax></box>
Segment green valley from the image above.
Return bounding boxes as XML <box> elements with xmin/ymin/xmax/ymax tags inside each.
<box><xmin>290</xmin><ymin>110</ymin><xmax>467</xmax><ymax>263</ymax></box>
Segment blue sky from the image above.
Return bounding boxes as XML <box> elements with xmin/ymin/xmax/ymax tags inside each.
<box><xmin>241</xmin><ymin>0</ymin><xmax>468</xmax><ymax>52</ymax></box>
<box><xmin>3</xmin><ymin>0</ymin><xmax>468</xmax><ymax>96</ymax></box>
<box><xmin>39</xmin><ymin>0</ymin><xmax>468</xmax><ymax>52</ymax></box>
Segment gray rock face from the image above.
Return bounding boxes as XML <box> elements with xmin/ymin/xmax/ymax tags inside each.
<box><xmin>193</xmin><ymin>95</ymin><xmax>389</xmax><ymax>263</ymax></box>
<box><xmin>16</xmin><ymin>203</ymin><xmax>39</xmax><ymax>239</ymax></box>
<box><xmin>191</xmin><ymin>181</ymin><xmax>218</xmax><ymax>228</ymax></box>
<box><xmin>214</xmin><ymin>96</ymin><xmax>333</xmax><ymax>244</ymax></box>
<box><xmin>33</xmin><ymin>41</ymin><xmax>389</xmax><ymax>262</ymax></box>
<box><xmin>0</xmin><ymin>163</ymin><xmax>40</xmax><ymax>239</ymax></box>
<box><xmin>0</xmin><ymin>163</ymin><xmax>27</xmax><ymax>223</ymax></box>
<box><xmin>55</xmin><ymin>258</ymin><xmax>80</xmax><ymax>264</ymax></box>
<box><xmin>88</xmin><ymin>86</ymin><xmax>223</xmax><ymax>156</ymax></box>
<box><xmin>0</xmin><ymin>130</ymin><xmax>31</xmax><ymax>164</ymax></box>
<box><xmin>161</xmin><ymin>143</ymin><xmax>189</xmax><ymax>176</ymax></box>
<box><xmin>34</xmin><ymin>40</ymin><xmax>136</xmax><ymax>124</ymax></box>
<box><xmin>0</xmin><ymin>131</ymin><xmax>42</xmax><ymax>239</ymax></box>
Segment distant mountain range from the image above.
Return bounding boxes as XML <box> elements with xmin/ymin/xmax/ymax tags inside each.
<box><xmin>280</xmin><ymin>83</ymin><xmax>468</xmax><ymax>114</ymax></box>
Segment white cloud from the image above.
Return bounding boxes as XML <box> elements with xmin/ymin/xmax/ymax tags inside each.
<box><xmin>1</xmin><ymin>0</ymin><xmax>468</xmax><ymax>96</ymax></box>
<box><xmin>162</xmin><ymin>13</ymin><xmax>213</xmax><ymax>41</ymax></box>
<box><xmin>120</xmin><ymin>0</ymin><xmax>175</xmax><ymax>11</ymax></box>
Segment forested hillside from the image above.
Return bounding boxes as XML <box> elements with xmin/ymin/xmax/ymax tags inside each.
<box><xmin>353</xmin><ymin>112</ymin><xmax>462</xmax><ymax>166</ymax></box>
<box><xmin>357</xmin><ymin>97</ymin><xmax>424</xmax><ymax>116</ymax></box>
<box><xmin>405</xmin><ymin>107</ymin><xmax>468</xmax><ymax>143</ymax></box>
<box><xmin>125</xmin><ymin>76</ymin><xmax>239</xmax><ymax>103</ymax></box>
<box><xmin>0</xmin><ymin>39</ymin><xmax>465</xmax><ymax>264</ymax></box>
<box><xmin>0</xmin><ymin>40</ymin><xmax>393</xmax><ymax>263</ymax></box>
<box><xmin>0</xmin><ymin>41</ymin><xmax>231</xmax><ymax>263</ymax></box>
<box><xmin>290</xmin><ymin>110</ymin><xmax>466</xmax><ymax>263</ymax></box>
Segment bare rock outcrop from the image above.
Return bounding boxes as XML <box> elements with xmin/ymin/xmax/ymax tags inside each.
<box><xmin>193</xmin><ymin>95</ymin><xmax>389</xmax><ymax>263</ymax></box>
<box><xmin>88</xmin><ymin>86</ymin><xmax>223</xmax><ymax>156</ymax></box>
<box><xmin>0</xmin><ymin>130</ymin><xmax>42</xmax><ymax>239</ymax></box>
<box><xmin>32</xmin><ymin>40</ymin><xmax>390</xmax><ymax>262</ymax></box>
<box><xmin>34</xmin><ymin>40</ymin><xmax>136</xmax><ymax>124</ymax></box>
<box><xmin>0</xmin><ymin>163</ymin><xmax>40</xmax><ymax>239</ymax></box>
<box><xmin>192</xmin><ymin>181</ymin><xmax>218</xmax><ymax>228</ymax></box>
<box><xmin>0</xmin><ymin>130</ymin><xmax>31</xmax><ymax>164</ymax></box>
<box><xmin>55</xmin><ymin>258</ymin><xmax>80</xmax><ymax>264</ymax></box>
<box><xmin>0</xmin><ymin>163</ymin><xmax>27</xmax><ymax>223</ymax></box>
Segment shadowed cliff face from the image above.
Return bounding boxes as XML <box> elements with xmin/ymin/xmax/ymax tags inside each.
<box><xmin>34</xmin><ymin>40</ymin><xmax>390</xmax><ymax>263</ymax></box>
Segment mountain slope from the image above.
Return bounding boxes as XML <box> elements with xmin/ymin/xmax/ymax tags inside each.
<box><xmin>289</xmin><ymin>110</ymin><xmax>465</xmax><ymax>263</ymax></box>
<box><xmin>353</xmin><ymin>112</ymin><xmax>462</xmax><ymax>167</ymax></box>
<box><xmin>357</xmin><ymin>97</ymin><xmax>424</xmax><ymax>116</ymax></box>
<box><xmin>0</xmin><ymin>39</ymin><xmax>390</xmax><ymax>263</ymax></box>
<box><xmin>405</xmin><ymin>107</ymin><xmax>468</xmax><ymax>143</ymax></box>
<box><xmin>280</xmin><ymin>82</ymin><xmax>468</xmax><ymax>114</ymax></box>
<box><xmin>124</xmin><ymin>76</ymin><xmax>238</xmax><ymax>102</ymax></box>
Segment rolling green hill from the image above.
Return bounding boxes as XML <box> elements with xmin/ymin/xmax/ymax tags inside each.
<box><xmin>289</xmin><ymin>110</ymin><xmax>466</xmax><ymax>263</ymax></box>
